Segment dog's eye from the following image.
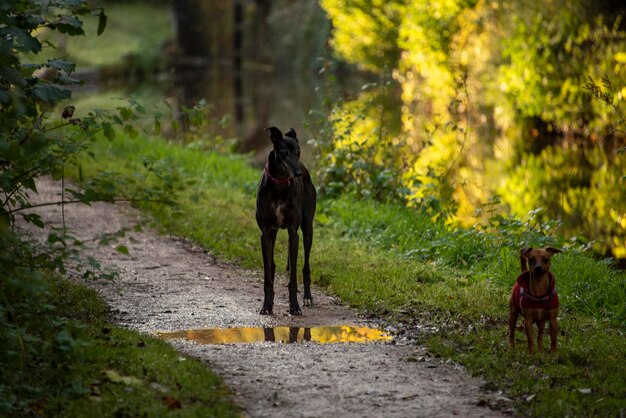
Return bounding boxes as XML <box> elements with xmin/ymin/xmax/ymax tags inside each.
<box><xmin>542</xmin><ymin>257</ymin><xmax>549</xmax><ymax>263</ymax></box>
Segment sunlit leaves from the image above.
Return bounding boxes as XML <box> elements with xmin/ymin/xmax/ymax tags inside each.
<box><xmin>321</xmin><ymin>0</ymin><xmax>405</xmax><ymax>73</ymax></box>
<box><xmin>319</xmin><ymin>0</ymin><xmax>626</xmax><ymax>253</ymax></box>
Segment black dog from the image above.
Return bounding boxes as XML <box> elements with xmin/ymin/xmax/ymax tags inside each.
<box><xmin>255</xmin><ymin>127</ymin><xmax>316</xmax><ymax>315</ymax></box>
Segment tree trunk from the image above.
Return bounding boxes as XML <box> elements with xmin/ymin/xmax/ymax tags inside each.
<box><xmin>173</xmin><ymin>0</ymin><xmax>233</xmax><ymax>59</ymax></box>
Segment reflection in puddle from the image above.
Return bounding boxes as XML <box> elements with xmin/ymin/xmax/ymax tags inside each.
<box><xmin>156</xmin><ymin>325</ymin><xmax>392</xmax><ymax>345</ymax></box>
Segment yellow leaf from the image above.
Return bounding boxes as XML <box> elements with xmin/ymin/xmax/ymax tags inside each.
<box><xmin>104</xmin><ymin>369</ymin><xmax>143</xmax><ymax>386</ymax></box>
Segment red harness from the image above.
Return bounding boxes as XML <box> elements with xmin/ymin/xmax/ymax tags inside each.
<box><xmin>264</xmin><ymin>164</ymin><xmax>291</xmax><ymax>184</ymax></box>
<box><xmin>511</xmin><ymin>270</ymin><xmax>559</xmax><ymax>310</ymax></box>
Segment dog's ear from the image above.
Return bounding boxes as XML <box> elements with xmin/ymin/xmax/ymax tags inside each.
<box><xmin>520</xmin><ymin>247</ymin><xmax>531</xmax><ymax>272</ymax></box>
<box><xmin>545</xmin><ymin>247</ymin><xmax>562</xmax><ymax>255</ymax></box>
<box><xmin>285</xmin><ymin>128</ymin><xmax>298</xmax><ymax>142</ymax></box>
<box><xmin>265</xmin><ymin>127</ymin><xmax>283</xmax><ymax>144</ymax></box>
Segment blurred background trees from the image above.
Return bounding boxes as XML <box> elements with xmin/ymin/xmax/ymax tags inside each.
<box><xmin>320</xmin><ymin>0</ymin><xmax>626</xmax><ymax>258</ymax></box>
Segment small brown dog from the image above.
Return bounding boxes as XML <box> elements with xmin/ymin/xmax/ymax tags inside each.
<box><xmin>509</xmin><ymin>247</ymin><xmax>561</xmax><ymax>354</ymax></box>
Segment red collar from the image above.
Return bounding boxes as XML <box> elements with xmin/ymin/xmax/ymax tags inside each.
<box><xmin>264</xmin><ymin>164</ymin><xmax>291</xmax><ymax>184</ymax></box>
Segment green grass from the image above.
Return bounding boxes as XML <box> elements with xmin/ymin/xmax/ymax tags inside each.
<box><xmin>11</xmin><ymin>276</ymin><xmax>239</xmax><ymax>417</ymax></box>
<box><xmin>61</xmin><ymin>325</ymin><xmax>238</xmax><ymax>417</ymax></box>
<box><xmin>74</xmin><ymin>132</ymin><xmax>626</xmax><ymax>417</ymax></box>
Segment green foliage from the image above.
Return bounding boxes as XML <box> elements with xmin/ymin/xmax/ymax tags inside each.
<box><xmin>321</xmin><ymin>0</ymin><xmax>404</xmax><ymax>73</ymax></box>
<box><xmin>499</xmin><ymin>7</ymin><xmax>625</xmax><ymax>134</ymax></box>
<box><xmin>319</xmin><ymin>0</ymin><xmax>626</xmax><ymax>258</ymax></box>
<box><xmin>316</xmin><ymin>81</ymin><xmax>408</xmax><ymax>201</ymax></box>
<box><xmin>0</xmin><ymin>261</ymin><xmax>238</xmax><ymax>417</ymax></box>
<box><xmin>0</xmin><ymin>2</ymin><xmax>188</xmax><ymax>415</ymax></box>
<box><xmin>0</xmin><ymin>233</ymin><xmax>88</xmax><ymax>415</ymax></box>
<box><xmin>1</xmin><ymin>3</ymin><xmax>105</xmax><ymax>413</ymax></box>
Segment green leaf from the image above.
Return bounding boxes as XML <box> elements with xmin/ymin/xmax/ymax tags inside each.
<box><xmin>102</xmin><ymin>122</ymin><xmax>115</xmax><ymax>141</ymax></box>
<box><xmin>7</xmin><ymin>27</ymin><xmax>42</xmax><ymax>53</ymax></box>
<box><xmin>47</xmin><ymin>59</ymin><xmax>76</xmax><ymax>74</ymax></box>
<box><xmin>54</xmin><ymin>16</ymin><xmax>85</xmax><ymax>36</ymax></box>
<box><xmin>23</xmin><ymin>213</ymin><xmax>44</xmax><ymax>228</ymax></box>
<box><xmin>0</xmin><ymin>207</ymin><xmax>10</xmax><ymax>227</ymax></box>
<box><xmin>154</xmin><ymin>118</ymin><xmax>161</xmax><ymax>135</ymax></box>
<box><xmin>119</xmin><ymin>107</ymin><xmax>133</xmax><ymax>121</ymax></box>
<box><xmin>23</xmin><ymin>176</ymin><xmax>37</xmax><ymax>192</ymax></box>
<box><xmin>87</xmin><ymin>256</ymin><xmax>101</xmax><ymax>269</ymax></box>
<box><xmin>97</xmin><ymin>10</ymin><xmax>107</xmax><ymax>36</ymax></box>
<box><xmin>315</xmin><ymin>213</ymin><xmax>331</xmax><ymax>225</ymax></box>
<box><xmin>115</xmin><ymin>245</ymin><xmax>129</xmax><ymax>255</ymax></box>
<box><xmin>30</xmin><ymin>84</ymin><xmax>71</xmax><ymax>104</ymax></box>
<box><xmin>47</xmin><ymin>233</ymin><xmax>62</xmax><ymax>244</ymax></box>
<box><xmin>104</xmin><ymin>370</ymin><xmax>143</xmax><ymax>386</ymax></box>
<box><xmin>124</xmin><ymin>124</ymin><xmax>138</xmax><ymax>139</ymax></box>
<box><xmin>1</xmin><ymin>66</ymin><xmax>26</xmax><ymax>86</ymax></box>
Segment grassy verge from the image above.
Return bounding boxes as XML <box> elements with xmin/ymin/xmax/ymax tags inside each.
<box><xmin>1</xmin><ymin>266</ymin><xmax>239</xmax><ymax>417</ymax></box>
<box><xmin>51</xmin><ymin>281</ymin><xmax>238</xmax><ymax>418</ymax></box>
<box><xmin>75</xmin><ymin>133</ymin><xmax>626</xmax><ymax>417</ymax></box>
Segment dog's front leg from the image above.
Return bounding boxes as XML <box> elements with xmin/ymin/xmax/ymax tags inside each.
<box><xmin>287</xmin><ymin>227</ymin><xmax>301</xmax><ymax>315</ymax></box>
<box><xmin>549</xmin><ymin>311</ymin><xmax>558</xmax><ymax>353</ymax></box>
<box><xmin>524</xmin><ymin>317</ymin><xmax>535</xmax><ymax>354</ymax></box>
<box><xmin>536</xmin><ymin>319</ymin><xmax>546</xmax><ymax>353</ymax></box>
<box><xmin>508</xmin><ymin>308</ymin><xmax>518</xmax><ymax>349</ymax></box>
<box><xmin>260</xmin><ymin>228</ymin><xmax>276</xmax><ymax>315</ymax></box>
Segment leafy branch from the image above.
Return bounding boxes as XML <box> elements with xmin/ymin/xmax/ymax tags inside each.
<box><xmin>584</xmin><ymin>75</ymin><xmax>626</xmax><ymax>135</ymax></box>
<box><xmin>585</xmin><ymin>75</ymin><xmax>626</xmax><ymax>180</ymax></box>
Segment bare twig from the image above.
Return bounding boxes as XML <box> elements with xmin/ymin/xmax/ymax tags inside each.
<box><xmin>7</xmin><ymin>198</ymin><xmax>171</xmax><ymax>215</ymax></box>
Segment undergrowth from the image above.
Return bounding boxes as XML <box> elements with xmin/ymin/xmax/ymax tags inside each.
<box><xmin>0</xmin><ymin>232</ymin><xmax>239</xmax><ymax>417</ymax></box>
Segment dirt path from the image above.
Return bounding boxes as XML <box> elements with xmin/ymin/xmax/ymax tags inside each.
<box><xmin>25</xmin><ymin>178</ymin><xmax>509</xmax><ymax>417</ymax></box>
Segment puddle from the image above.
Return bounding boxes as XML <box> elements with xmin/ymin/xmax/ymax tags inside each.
<box><xmin>156</xmin><ymin>325</ymin><xmax>392</xmax><ymax>345</ymax></box>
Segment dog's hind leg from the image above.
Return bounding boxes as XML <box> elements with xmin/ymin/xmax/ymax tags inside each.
<box><xmin>301</xmin><ymin>220</ymin><xmax>313</xmax><ymax>307</ymax></box>
<box><xmin>301</xmin><ymin>178</ymin><xmax>316</xmax><ymax>308</ymax></box>
<box><xmin>287</xmin><ymin>227</ymin><xmax>302</xmax><ymax>315</ymax></box>
<box><xmin>260</xmin><ymin>228</ymin><xmax>277</xmax><ymax>315</ymax></box>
